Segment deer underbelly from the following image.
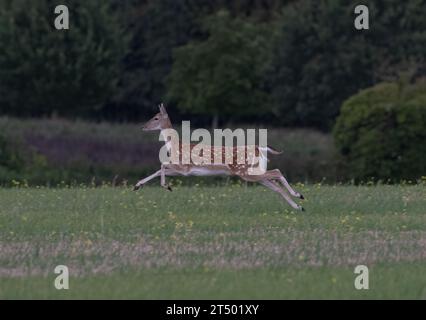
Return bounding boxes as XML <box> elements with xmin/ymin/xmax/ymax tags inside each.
<box><xmin>186</xmin><ymin>166</ymin><xmax>231</xmax><ymax>176</ymax></box>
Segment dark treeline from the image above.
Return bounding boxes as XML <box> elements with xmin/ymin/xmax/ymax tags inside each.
<box><xmin>0</xmin><ymin>0</ymin><xmax>425</xmax><ymax>131</ymax></box>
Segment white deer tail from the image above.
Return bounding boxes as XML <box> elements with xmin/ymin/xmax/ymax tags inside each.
<box><xmin>266</xmin><ymin>145</ymin><xmax>283</xmax><ymax>155</ymax></box>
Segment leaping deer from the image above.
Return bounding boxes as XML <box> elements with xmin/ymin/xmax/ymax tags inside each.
<box><xmin>134</xmin><ymin>104</ymin><xmax>305</xmax><ymax>211</ymax></box>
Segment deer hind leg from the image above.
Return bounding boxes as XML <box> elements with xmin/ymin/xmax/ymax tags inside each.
<box><xmin>258</xmin><ymin>178</ymin><xmax>304</xmax><ymax>211</ymax></box>
<box><xmin>266</xmin><ymin>169</ymin><xmax>304</xmax><ymax>199</ymax></box>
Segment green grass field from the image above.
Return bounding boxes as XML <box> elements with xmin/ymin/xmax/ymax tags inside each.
<box><xmin>1</xmin><ymin>183</ymin><xmax>425</xmax><ymax>299</ymax></box>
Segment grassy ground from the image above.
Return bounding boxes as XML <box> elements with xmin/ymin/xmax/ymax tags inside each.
<box><xmin>0</xmin><ymin>183</ymin><xmax>425</xmax><ymax>299</ymax></box>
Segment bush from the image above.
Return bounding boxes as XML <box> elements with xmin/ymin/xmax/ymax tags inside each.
<box><xmin>333</xmin><ymin>80</ymin><xmax>426</xmax><ymax>182</ymax></box>
<box><xmin>0</xmin><ymin>134</ymin><xmax>24</xmax><ymax>172</ymax></box>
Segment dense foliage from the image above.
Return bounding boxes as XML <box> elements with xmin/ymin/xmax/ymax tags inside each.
<box><xmin>1</xmin><ymin>0</ymin><xmax>425</xmax><ymax>129</ymax></box>
<box><xmin>0</xmin><ymin>0</ymin><xmax>127</xmax><ymax>118</ymax></box>
<box><xmin>269</xmin><ymin>0</ymin><xmax>426</xmax><ymax>130</ymax></box>
<box><xmin>107</xmin><ymin>0</ymin><xmax>294</xmax><ymax>121</ymax></box>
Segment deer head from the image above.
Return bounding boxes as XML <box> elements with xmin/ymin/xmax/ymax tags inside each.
<box><xmin>142</xmin><ymin>103</ymin><xmax>172</xmax><ymax>131</ymax></box>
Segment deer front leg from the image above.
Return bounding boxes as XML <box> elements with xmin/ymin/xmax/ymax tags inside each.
<box><xmin>160</xmin><ymin>164</ymin><xmax>173</xmax><ymax>191</ymax></box>
<box><xmin>133</xmin><ymin>166</ymin><xmax>176</xmax><ymax>191</ymax></box>
<box><xmin>133</xmin><ymin>169</ymin><xmax>162</xmax><ymax>191</ymax></box>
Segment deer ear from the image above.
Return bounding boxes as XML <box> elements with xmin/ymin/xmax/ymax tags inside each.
<box><xmin>159</xmin><ymin>103</ymin><xmax>167</xmax><ymax>115</ymax></box>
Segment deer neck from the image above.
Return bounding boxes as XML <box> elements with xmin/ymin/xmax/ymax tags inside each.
<box><xmin>160</xmin><ymin>120</ymin><xmax>175</xmax><ymax>153</ymax></box>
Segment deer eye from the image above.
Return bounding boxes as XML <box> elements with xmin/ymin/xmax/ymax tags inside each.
<box><xmin>154</xmin><ymin>117</ymin><xmax>159</xmax><ymax>120</ymax></box>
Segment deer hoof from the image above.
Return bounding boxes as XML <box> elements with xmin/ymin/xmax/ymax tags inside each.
<box><xmin>162</xmin><ymin>184</ymin><xmax>173</xmax><ymax>191</ymax></box>
<box><xmin>133</xmin><ymin>185</ymin><xmax>142</xmax><ymax>191</ymax></box>
<box><xmin>300</xmin><ymin>194</ymin><xmax>305</xmax><ymax>200</ymax></box>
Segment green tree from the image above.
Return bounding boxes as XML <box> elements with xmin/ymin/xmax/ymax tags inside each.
<box><xmin>166</xmin><ymin>10</ymin><xmax>271</xmax><ymax>127</ymax></box>
<box><xmin>269</xmin><ymin>0</ymin><xmax>426</xmax><ymax>131</ymax></box>
<box><xmin>109</xmin><ymin>0</ymin><xmax>295</xmax><ymax>122</ymax></box>
<box><xmin>0</xmin><ymin>0</ymin><xmax>128</xmax><ymax>118</ymax></box>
